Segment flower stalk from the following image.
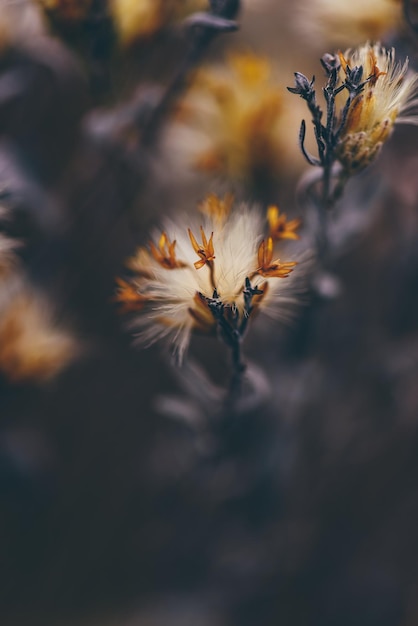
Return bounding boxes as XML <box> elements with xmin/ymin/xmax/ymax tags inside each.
<box><xmin>116</xmin><ymin>196</ymin><xmax>302</xmax><ymax>405</ymax></box>
<box><xmin>290</xmin><ymin>43</ymin><xmax>418</xmax><ymax>260</ymax></box>
<box><xmin>288</xmin><ymin>52</ymin><xmax>370</xmax><ymax>257</ymax></box>
<box><xmin>199</xmin><ymin>277</ymin><xmax>263</xmax><ymax>408</ymax></box>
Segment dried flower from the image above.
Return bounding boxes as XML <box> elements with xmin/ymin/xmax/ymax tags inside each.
<box><xmin>114</xmin><ymin>278</ymin><xmax>147</xmax><ymax>313</ymax></box>
<box><xmin>336</xmin><ymin>43</ymin><xmax>418</xmax><ymax>173</ymax></box>
<box><xmin>188</xmin><ymin>227</ymin><xmax>215</xmax><ymax>269</ymax></box>
<box><xmin>289</xmin><ymin>42</ymin><xmax>418</xmax><ymax>204</ymax></box>
<box><xmin>116</xmin><ymin>195</ymin><xmax>302</xmax><ymax>361</ymax></box>
<box><xmin>150</xmin><ymin>232</ymin><xmax>188</xmax><ymax>270</ymax></box>
<box><xmin>198</xmin><ymin>192</ymin><xmax>233</xmax><ymax>226</ymax></box>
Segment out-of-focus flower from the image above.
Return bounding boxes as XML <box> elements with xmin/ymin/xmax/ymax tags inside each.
<box><xmin>337</xmin><ymin>43</ymin><xmax>418</xmax><ymax>173</ymax></box>
<box><xmin>116</xmin><ymin>195</ymin><xmax>303</xmax><ymax>361</ymax></box>
<box><xmin>294</xmin><ymin>0</ymin><xmax>403</xmax><ymax>48</ymax></box>
<box><xmin>165</xmin><ymin>51</ymin><xmax>303</xmax><ymax>184</ymax></box>
<box><xmin>198</xmin><ymin>192</ymin><xmax>234</xmax><ymax>226</ymax></box>
<box><xmin>109</xmin><ymin>0</ymin><xmax>208</xmax><ymax>47</ymax></box>
<box><xmin>0</xmin><ymin>226</ymin><xmax>79</xmax><ymax>384</ymax></box>
<box><xmin>0</xmin><ymin>280</ymin><xmax>79</xmax><ymax>384</ymax></box>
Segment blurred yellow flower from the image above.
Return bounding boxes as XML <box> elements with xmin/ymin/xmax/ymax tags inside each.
<box><xmin>0</xmin><ymin>286</ymin><xmax>79</xmax><ymax>384</ymax></box>
<box><xmin>198</xmin><ymin>193</ymin><xmax>234</xmax><ymax>226</ymax></box>
<box><xmin>0</xmin><ymin>229</ymin><xmax>78</xmax><ymax>384</ymax></box>
<box><xmin>169</xmin><ymin>52</ymin><xmax>302</xmax><ymax>184</ymax></box>
<box><xmin>110</xmin><ymin>0</ymin><xmax>208</xmax><ymax>47</ymax></box>
<box><xmin>295</xmin><ymin>0</ymin><xmax>402</xmax><ymax>48</ymax></box>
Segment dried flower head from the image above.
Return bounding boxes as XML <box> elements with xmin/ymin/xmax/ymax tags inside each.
<box><xmin>116</xmin><ymin>195</ymin><xmax>303</xmax><ymax>361</ymax></box>
<box><xmin>295</xmin><ymin>0</ymin><xmax>402</xmax><ymax>48</ymax></box>
<box><xmin>0</xmin><ymin>222</ymin><xmax>79</xmax><ymax>384</ymax></box>
<box><xmin>167</xmin><ymin>52</ymin><xmax>302</xmax><ymax>183</ymax></box>
<box><xmin>109</xmin><ymin>0</ymin><xmax>208</xmax><ymax>46</ymax></box>
<box><xmin>337</xmin><ymin>43</ymin><xmax>418</xmax><ymax>173</ymax></box>
<box><xmin>289</xmin><ymin>42</ymin><xmax>418</xmax><ymax>183</ymax></box>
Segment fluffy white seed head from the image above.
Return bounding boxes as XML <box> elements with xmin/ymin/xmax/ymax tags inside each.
<box><xmin>337</xmin><ymin>43</ymin><xmax>418</xmax><ymax>172</ymax></box>
<box><xmin>117</xmin><ymin>197</ymin><xmax>306</xmax><ymax>361</ymax></box>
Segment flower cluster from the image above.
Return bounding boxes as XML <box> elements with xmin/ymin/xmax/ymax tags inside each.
<box><xmin>115</xmin><ymin>195</ymin><xmax>302</xmax><ymax>361</ymax></box>
<box><xmin>289</xmin><ymin>42</ymin><xmax>418</xmax><ymax>177</ymax></box>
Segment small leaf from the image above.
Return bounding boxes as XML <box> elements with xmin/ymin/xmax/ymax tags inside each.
<box><xmin>299</xmin><ymin>120</ymin><xmax>321</xmax><ymax>167</ymax></box>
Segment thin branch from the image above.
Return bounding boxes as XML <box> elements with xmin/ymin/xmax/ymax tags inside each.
<box><xmin>199</xmin><ymin>277</ymin><xmax>263</xmax><ymax>411</ymax></box>
<box><xmin>299</xmin><ymin>120</ymin><xmax>322</xmax><ymax>167</ymax></box>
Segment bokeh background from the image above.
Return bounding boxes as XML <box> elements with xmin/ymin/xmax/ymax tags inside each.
<box><xmin>2</xmin><ymin>1</ymin><xmax>418</xmax><ymax>625</ymax></box>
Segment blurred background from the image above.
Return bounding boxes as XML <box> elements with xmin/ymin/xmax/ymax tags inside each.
<box><xmin>1</xmin><ymin>1</ymin><xmax>418</xmax><ymax>625</ymax></box>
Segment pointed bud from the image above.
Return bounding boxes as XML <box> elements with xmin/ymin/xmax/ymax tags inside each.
<box><xmin>320</xmin><ymin>53</ymin><xmax>341</xmax><ymax>74</ymax></box>
<box><xmin>287</xmin><ymin>72</ymin><xmax>315</xmax><ymax>98</ymax></box>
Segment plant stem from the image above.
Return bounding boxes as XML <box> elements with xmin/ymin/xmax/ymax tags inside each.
<box><xmin>200</xmin><ymin>276</ymin><xmax>263</xmax><ymax>412</ymax></box>
<box><xmin>225</xmin><ymin>330</ymin><xmax>247</xmax><ymax>410</ymax></box>
<box><xmin>318</xmin><ymin>160</ymin><xmax>332</xmax><ymax>260</ymax></box>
